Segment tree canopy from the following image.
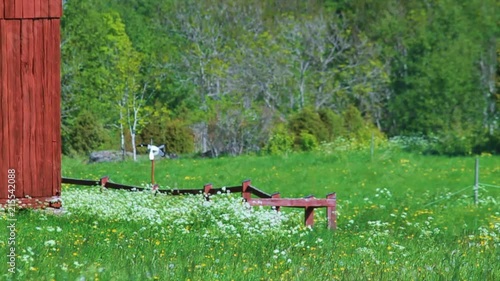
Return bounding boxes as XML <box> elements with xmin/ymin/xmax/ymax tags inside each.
<box><xmin>61</xmin><ymin>0</ymin><xmax>500</xmax><ymax>156</ymax></box>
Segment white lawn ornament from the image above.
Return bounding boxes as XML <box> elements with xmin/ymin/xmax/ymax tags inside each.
<box><xmin>138</xmin><ymin>143</ymin><xmax>166</xmax><ymax>185</ymax></box>
<box><xmin>147</xmin><ymin>144</ymin><xmax>166</xmax><ymax>160</ymax></box>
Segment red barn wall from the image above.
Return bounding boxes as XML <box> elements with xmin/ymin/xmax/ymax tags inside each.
<box><xmin>0</xmin><ymin>0</ymin><xmax>62</xmax><ymax>206</ymax></box>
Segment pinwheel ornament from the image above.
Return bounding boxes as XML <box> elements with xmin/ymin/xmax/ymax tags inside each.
<box><xmin>138</xmin><ymin>143</ymin><xmax>166</xmax><ymax>185</ymax></box>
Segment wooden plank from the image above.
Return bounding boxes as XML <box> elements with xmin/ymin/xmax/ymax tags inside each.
<box><xmin>48</xmin><ymin>0</ymin><xmax>62</xmax><ymax>18</ymax></box>
<box><xmin>0</xmin><ymin>19</ymin><xmax>7</xmax><ymax>200</ymax></box>
<box><xmin>42</xmin><ymin>19</ymin><xmax>52</xmax><ymax>197</ymax></box>
<box><xmin>33</xmin><ymin>0</ymin><xmax>41</xmax><ymax>18</ymax></box>
<box><xmin>14</xmin><ymin>0</ymin><xmax>21</xmax><ymax>18</ymax></box>
<box><xmin>0</xmin><ymin>0</ymin><xmax>4</xmax><ymax>19</ymax></box>
<box><xmin>5</xmin><ymin>0</ymin><xmax>22</xmax><ymax>19</ymax></box>
<box><xmin>22</xmin><ymin>0</ymin><xmax>34</xmax><ymax>18</ymax></box>
<box><xmin>4</xmin><ymin>0</ymin><xmax>14</xmax><ymax>18</ymax></box>
<box><xmin>50</xmin><ymin>19</ymin><xmax>61</xmax><ymax>196</ymax></box>
<box><xmin>28</xmin><ymin>19</ymin><xmax>38</xmax><ymax>196</ymax></box>
<box><xmin>33</xmin><ymin>19</ymin><xmax>44</xmax><ymax>197</ymax></box>
<box><xmin>40</xmin><ymin>0</ymin><xmax>48</xmax><ymax>18</ymax></box>
<box><xmin>5</xmin><ymin>20</ymin><xmax>23</xmax><ymax>198</ymax></box>
<box><xmin>21</xmin><ymin>20</ymin><xmax>34</xmax><ymax>197</ymax></box>
<box><xmin>247</xmin><ymin>198</ymin><xmax>336</xmax><ymax>207</ymax></box>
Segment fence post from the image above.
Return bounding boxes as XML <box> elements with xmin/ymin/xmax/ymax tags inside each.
<box><xmin>305</xmin><ymin>207</ymin><xmax>315</xmax><ymax>227</ymax></box>
<box><xmin>326</xmin><ymin>193</ymin><xmax>336</xmax><ymax>229</ymax></box>
<box><xmin>304</xmin><ymin>195</ymin><xmax>315</xmax><ymax>227</ymax></box>
<box><xmin>204</xmin><ymin>183</ymin><xmax>212</xmax><ymax>201</ymax></box>
<box><xmin>99</xmin><ymin>176</ymin><xmax>109</xmax><ymax>193</ymax></box>
<box><xmin>271</xmin><ymin>192</ymin><xmax>281</xmax><ymax>212</ymax></box>
<box><xmin>99</xmin><ymin>176</ymin><xmax>109</xmax><ymax>190</ymax></box>
<box><xmin>242</xmin><ymin>180</ymin><xmax>251</xmax><ymax>202</ymax></box>
<box><xmin>474</xmin><ymin>157</ymin><xmax>479</xmax><ymax>205</ymax></box>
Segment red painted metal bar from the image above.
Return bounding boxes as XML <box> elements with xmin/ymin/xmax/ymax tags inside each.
<box><xmin>242</xmin><ymin>180</ymin><xmax>251</xmax><ymax>201</ymax></box>
<box><xmin>305</xmin><ymin>207</ymin><xmax>314</xmax><ymax>226</ymax></box>
<box><xmin>326</xmin><ymin>193</ymin><xmax>336</xmax><ymax>229</ymax></box>
<box><xmin>99</xmin><ymin>176</ymin><xmax>109</xmax><ymax>187</ymax></box>
<box><xmin>248</xmin><ymin>185</ymin><xmax>272</xmax><ymax>198</ymax></box>
<box><xmin>271</xmin><ymin>192</ymin><xmax>281</xmax><ymax>212</ymax></box>
<box><xmin>246</xmin><ymin>198</ymin><xmax>335</xmax><ymax>208</ymax></box>
<box><xmin>304</xmin><ymin>195</ymin><xmax>315</xmax><ymax>227</ymax></box>
<box><xmin>203</xmin><ymin>183</ymin><xmax>212</xmax><ymax>201</ymax></box>
<box><xmin>60</xmin><ymin>176</ymin><xmax>337</xmax><ymax>229</ymax></box>
<box><xmin>61</xmin><ymin>177</ymin><xmax>100</xmax><ymax>186</ymax></box>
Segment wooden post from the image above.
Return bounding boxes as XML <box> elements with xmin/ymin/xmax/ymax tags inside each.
<box><xmin>271</xmin><ymin>192</ymin><xmax>281</xmax><ymax>212</ymax></box>
<box><xmin>242</xmin><ymin>180</ymin><xmax>251</xmax><ymax>202</ymax></box>
<box><xmin>474</xmin><ymin>157</ymin><xmax>479</xmax><ymax>205</ymax></box>
<box><xmin>99</xmin><ymin>176</ymin><xmax>109</xmax><ymax>193</ymax></box>
<box><xmin>99</xmin><ymin>176</ymin><xmax>109</xmax><ymax>188</ymax></box>
<box><xmin>304</xmin><ymin>195</ymin><xmax>315</xmax><ymax>227</ymax></box>
<box><xmin>305</xmin><ymin>207</ymin><xmax>315</xmax><ymax>227</ymax></box>
<box><xmin>326</xmin><ymin>193</ymin><xmax>336</xmax><ymax>229</ymax></box>
<box><xmin>204</xmin><ymin>183</ymin><xmax>212</xmax><ymax>201</ymax></box>
<box><xmin>151</xmin><ymin>159</ymin><xmax>155</xmax><ymax>185</ymax></box>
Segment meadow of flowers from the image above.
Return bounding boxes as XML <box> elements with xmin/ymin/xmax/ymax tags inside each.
<box><xmin>1</xmin><ymin>149</ymin><xmax>499</xmax><ymax>280</ymax></box>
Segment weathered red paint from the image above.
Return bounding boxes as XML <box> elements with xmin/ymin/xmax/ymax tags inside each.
<box><xmin>203</xmin><ymin>183</ymin><xmax>212</xmax><ymax>195</ymax></box>
<box><xmin>247</xmin><ymin>198</ymin><xmax>335</xmax><ymax>208</ymax></box>
<box><xmin>0</xmin><ymin>0</ymin><xmax>62</xmax><ymax>207</ymax></box>
<box><xmin>271</xmin><ymin>192</ymin><xmax>281</xmax><ymax>211</ymax></box>
<box><xmin>0</xmin><ymin>0</ymin><xmax>61</xmax><ymax>20</ymax></box>
<box><xmin>242</xmin><ymin>179</ymin><xmax>251</xmax><ymax>201</ymax></box>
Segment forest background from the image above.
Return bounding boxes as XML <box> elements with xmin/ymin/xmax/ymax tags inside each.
<box><xmin>60</xmin><ymin>0</ymin><xmax>500</xmax><ymax>157</ymax></box>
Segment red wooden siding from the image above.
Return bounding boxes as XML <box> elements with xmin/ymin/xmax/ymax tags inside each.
<box><xmin>0</xmin><ymin>0</ymin><xmax>62</xmax><ymax>206</ymax></box>
<box><xmin>50</xmin><ymin>19</ymin><xmax>61</xmax><ymax>196</ymax></box>
<box><xmin>33</xmin><ymin>19</ymin><xmax>44</xmax><ymax>197</ymax></box>
<box><xmin>6</xmin><ymin>20</ymin><xmax>23</xmax><ymax>198</ymax></box>
<box><xmin>22</xmin><ymin>0</ymin><xmax>34</xmax><ymax>19</ymax></box>
<box><xmin>21</xmin><ymin>19</ymin><xmax>33</xmax><ymax>198</ymax></box>
<box><xmin>0</xmin><ymin>0</ymin><xmax>62</xmax><ymax>19</ymax></box>
<box><xmin>0</xmin><ymin>20</ymin><xmax>7</xmax><ymax>200</ymax></box>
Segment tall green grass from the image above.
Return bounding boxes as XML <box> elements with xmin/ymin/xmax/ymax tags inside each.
<box><xmin>1</xmin><ymin>150</ymin><xmax>499</xmax><ymax>280</ymax></box>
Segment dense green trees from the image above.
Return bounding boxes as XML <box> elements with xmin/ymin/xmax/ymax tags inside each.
<box><xmin>60</xmin><ymin>0</ymin><xmax>499</xmax><ymax>156</ymax></box>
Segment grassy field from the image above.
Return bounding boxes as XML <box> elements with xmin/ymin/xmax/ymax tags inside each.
<box><xmin>1</xmin><ymin>149</ymin><xmax>499</xmax><ymax>280</ymax></box>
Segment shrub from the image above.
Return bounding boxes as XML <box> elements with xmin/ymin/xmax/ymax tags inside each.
<box><xmin>318</xmin><ymin>108</ymin><xmax>345</xmax><ymax>142</ymax></box>
<box><xmin>265</xmin><ymin>124</ymin><xmax>294</xmax><ymax>155</ymax></box>
<box><xmin>473</xmin><ymin>130</ymin><xmax>500</xmax><ymax>154</ymax></box>
<box><xmin>65</xmin><ymin>110</ymin><xmax>106</xmax><ymax>155</ymax></box>
<box><xmin>288</xmin><ymin>107</ymin><xmax>328</xmax><ymax>146</ymax></box>
<box><xmin>138</xmin><ymin>118</ymin><xmax>194</xmax><ymax>154</ymax></box>
<box><xmin>164</xmin><ymin>120</ymin><xmax>195</xmax><ymax>154</ymax></box>
<box><xmin>299</xmin><ymin>131</ymin><xmax>319</xmax><ymax>151</ymax></box>
<box><xmin>343</xmin><ymin>105</ymin><xmax>365</xmax><ymax>136</ymax></box>
<box><xmin>430</xmin><ymin>132</ymin><xmax>473</xmax><ymax>156</ymax></box>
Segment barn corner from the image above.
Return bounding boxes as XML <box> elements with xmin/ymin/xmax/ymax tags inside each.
<box><xmin>0</xmin><ymin>0</ymin><xmax>63</xmax><ymax>209</ymax></box>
